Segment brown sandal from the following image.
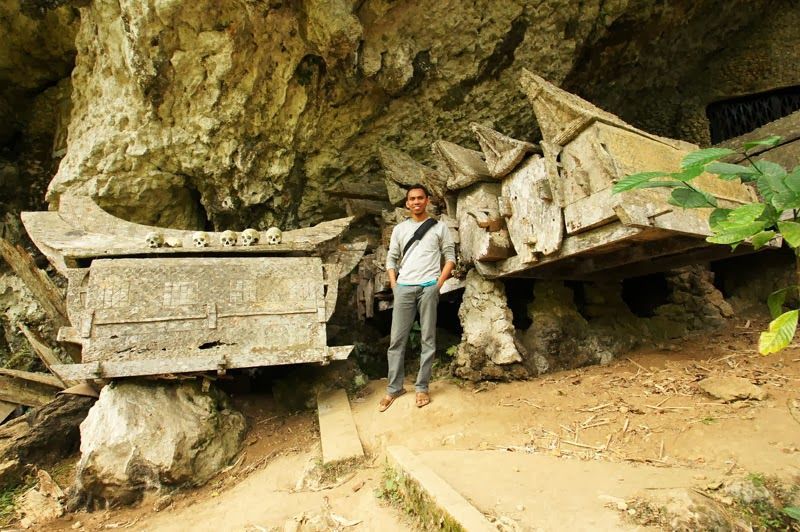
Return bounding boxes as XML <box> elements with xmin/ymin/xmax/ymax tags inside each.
<box><xmin>415</xmin><ymin>392</ymin><xmax>430</xmax><ymax>408</ymax></box>
<box><xmin>378</xmin><ymin>389</ymin><xmax>406</xmax><ymax>412</ymax></box>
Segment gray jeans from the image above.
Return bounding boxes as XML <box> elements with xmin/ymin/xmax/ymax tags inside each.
<box><xmin>387</xmin><ymin>284</ymin><xmax>439</xmax><ymax>394</ymax></box>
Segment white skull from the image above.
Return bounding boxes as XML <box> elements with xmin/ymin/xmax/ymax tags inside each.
<box><xmin>145</xmin><ymin>231</ymin><xmax>164</xmax><ymax>248</ymax></box>
<box><xmin>220</xmin><ymin>230</ymin><xmax>237</xmax><ymax>247</ymax></box>
<box><xmin>240</xmin><ymin>228</ymin><xmax>260</xmax><ymax>246</ymax></box>
<box><xmin>265</xmin><ymin>226</ymin><xmax>282</xmax><ymax>245</ymax></box>
<box><xmin>192</xmin><ymin>231</ymin><xmax>210</xmax><ymax>247</ymax></box>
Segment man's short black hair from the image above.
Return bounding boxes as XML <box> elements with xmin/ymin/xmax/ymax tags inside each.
<box><xmin>405</xmin><ymin>184</ymin><xmax>429</xmax><ymax>199</ymax></box>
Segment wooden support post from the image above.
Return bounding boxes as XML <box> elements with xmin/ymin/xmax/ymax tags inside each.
<box><xmin>0</xmin><ymin>238</ymin><xmax>81</xmax><ymax>362</ymax></box>
<box><xmin>0</xmin><ymin>239</ymin><xmax>68</xmax><ymax>327</ymax></box>
<box><xmin>18</xmin><ymin>323</ymin><xmax>72</xmax><ymax>387</ymax></box>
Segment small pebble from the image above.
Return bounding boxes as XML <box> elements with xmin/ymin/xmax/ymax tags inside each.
<box><xmin>516</xmin><ymin>504</ymin><xmax>525</xmax><ymax>511</ymax></box>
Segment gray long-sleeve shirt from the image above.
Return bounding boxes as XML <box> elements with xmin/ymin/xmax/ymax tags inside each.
<box><xmin>386</xmin><ymin>218</ymin><xmax>456</xmax><ymax>285</ymax></box>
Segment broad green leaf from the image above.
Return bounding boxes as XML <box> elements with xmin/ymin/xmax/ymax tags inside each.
<box><xmin>705</xmin><ymin>162</ymin><xmax>759</xmax><ymax>180</ymax></box>
<box><xmin>670</xmin><ymin>165</ymin><xmax>704</xmax><ymax>181</ymax></box>
<box><xmin>754</xmin><ymin>160</ymin><xmax>787</xmax><ymax>179</ymax></box>
<box><xmin>750</xmin><ymin>230</ymin><xmax>776</xmax><ymax>250</ymax></box>
<box><xmin>778</xmin><ymin>221</ymin><xmax>800</xmax><ymax>248</ymax></box>
<box><xmin>766</xmin><ymin>286</ymin><xmax>798</xmax><ymax>319</ymax></box>
<box><xmin>668</xmin><ymin>187</ymin><xmax>717</xmax><ymax>208</ymax></box>
<box><xmin>758</xmin><ymin>309</ymin><xmax>798</xmax><ymax>355</ymax></box>
<box><xmin>773</xmin><ymin>190</ymin><xmax>800</xmax><ymax>211</ymax></box>
<box><xmin>757</xmin><ymin>174</ymin><xmax>789</xmax><ymax>208</ymax></box>
<box><xmin>632</xmin><ymin>180</ymin><xmax>683</xmax><ymax>189</ymax></box>
<box><xmin>784</xmin><ymin>166</ymin><xmax>800</xmax><ymax>192</ymax></box>
<box><xmin>784</xmin><ymin>506</ymin><xmax>800</xmax><ymax>521</ymax></box>
<box><xmin>680</xmin><ymin>148</ymin><xmax>735</xmax><ymax>169</ymax></box>
<box><xmin>759</xmin><ymin>203</ymin><xmax>780</xmax><ymax>225</ymax></box>
<box><xmin>708</xmin><ymin>208</ymin><xmax>731</xmax><ymax>230</ymax></box>
<box><xmin>743</xmin><ymin>135</ymin><xmax>781</xmax><ymax>151</ymax></box>
<box><xmin>725</xmin><ymin>203</ymin><xmax>765</xmax><ymax>225</ymax></box>
<box><xmin>707</xmin><ymin>221</ymin><xmax>767</xmax><ymax>245</ymax></box>
<box><xmin>612</xmin><ymin>172</ymin><xmax>668</xmax><ymax>193</ymax></box>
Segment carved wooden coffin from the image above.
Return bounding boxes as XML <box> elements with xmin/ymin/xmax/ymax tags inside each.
<box><xmin>52</xmin><ymin>257</ymin><xmax>349</xmax><ymax>380</ymax></box>
<box><xmin>22</xmin><ymin>193</ymin><xmax>363</xmax><ymax>379</ymax></box>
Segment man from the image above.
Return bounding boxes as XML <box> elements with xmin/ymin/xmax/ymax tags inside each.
<box><xmin>378</xmin><ymin>184</ymin><xmax>456</xmax><ymax>411</ymax></box>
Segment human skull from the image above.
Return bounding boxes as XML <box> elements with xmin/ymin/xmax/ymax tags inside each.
<box><xmin>145</xmin><ymin>231</ymin><xmax>164</xmax><ymax>248</ymax></box>
<box><xmin>192</xmin><ymin>231</ymin><xmax>210</xmax><ymax>247</ymax></box>
<box><xmin>240</xmin><ymin>228</ymin><xmax>260</xmax><ymax>246</ymax></box>
<box><xmin>265</xmin><ymin>227</ymin><xmax>282</xmax><ymax>245</ymax></box>
<box><xmin>220</xmin><ymin>230</ymin><xmax>237</xmax><ymax>247</ymax></box>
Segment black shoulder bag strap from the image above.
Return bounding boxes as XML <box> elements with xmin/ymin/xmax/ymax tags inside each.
<box><xmin>399</xmin><ymin>217</ymin><xmax>438</xmax><ymax>268</ymax></box>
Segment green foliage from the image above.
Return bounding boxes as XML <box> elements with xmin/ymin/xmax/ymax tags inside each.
<box><xmin>784</xmin><ymin>506</ymin><xmax>800</xmax><ymax>521</ymax></box>
<box><xmin>613</xmin><ymin>136</ymin><xmax>800</xmax><ymax>355</ymax></box>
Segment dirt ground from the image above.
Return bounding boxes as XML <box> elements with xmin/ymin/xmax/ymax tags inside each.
<box><xmin>28</xmin><ymin>317</ymin><xmax>800</xmax><ymax>530</ymax></box>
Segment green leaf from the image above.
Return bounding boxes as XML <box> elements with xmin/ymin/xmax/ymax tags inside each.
<box><xmin>759</xmin><ymin>309</ymin><xmax>798</xmax><ymax>355</ymax></box>
<box><xmin>612</xmin><ymin>172</ymin><xmax>669</xmax><ymax>193</ymax></box>
<box><xmin>784</xmin><ymin>506</ymin><xmax>800</xmax><ymax>521</ymax></box>
<box><xmin>784</xmin><ymin>167</ymin><xmax>800</xmax><ymax>192</ymax></box>
<box><xmin>757</xmin><ymin>173</ymin><xmax>789</xmax><ymax>208</ymax></box>
<box><xmin>668</xmin><ymin>187</ymin><xmax>717</xmax><ymax>208</ymax></box>
<box><xmin>705</xmin><ymin>162</ymin><xmax>759</xmax><ymax>180</ymax></box>
<box><xmin>766</xmin><ymin>286</ymin><xmax>798</xmax><ymax>319</ymax></box>
<box><xmin>754</xmin><ymin>160</ymin><xmax>787</xmax><ymax>179</ymax></box>
<box><xmin>680</xmin><ymin>148</ymin><xmax>735</xmax><ymax>169</ymax></box>
<box><xmin>750</xmin><ymin>230</ymin><xmax>776</xmax><ymax>250</ymax></box>
<box><xmin>778</xmin><ymin>221</ymin><xmax>800</xmax><ymax>248</ymax></box>
<box><xmin>707</xmin><ymin>221</ymin><xmax>767</xmax><ymax>245</ymax></box>
<box><xmin>725</xmin><ymin>203</ymin><xmax>765</xmax><ymax>225</ymax></box>
<box><xmin>773</xmin><ymin>190</ymin><xmax>800</xmax><ymax>211</ymax></box>
<box><xmin>743</xmin><ymin>135</ymin><xmax>781</xmax><ymax>151</ymax></box>
<box><xmin>632</xmin><ymin>180</ymin><xmax>684</xmax><ymax>189</ymax></box>
<box><xmin>708</xmin><ymin>208</ymin><xmax>731</xmax><ymax>230</ymax></box>
<box><xmin>670</xmin><ymin>165</ymin><xmax>705</xmax><ymax>181</ymax></box>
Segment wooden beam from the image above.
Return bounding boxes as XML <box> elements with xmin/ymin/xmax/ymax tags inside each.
<box><xmin>0</xmin><ymin>238</ymin><xmax>68</xmax><ymax>329</ymax></box>
<box><xmin>0</xmin><ymin>401</ymin><xmax>15</xmax><ymax>424</ymax></box>
<box><xmin>17</xmin><ymin>324</ymin><xmax>71</xmax><ymax>387</ymax></box>
<box><xmin>0</xmin><ymin>370</ymin><xmax>61</xmax><ymax>407</ymax></box>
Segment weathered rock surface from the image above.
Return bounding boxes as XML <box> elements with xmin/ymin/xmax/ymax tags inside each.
<box><xmin>453</xmin><ymin>270</ymin><xmax>527</xmax><ymax>381</ymax></box>
<box><xmin>698</xmin><ymin>376</ymin><xmax>767</xmax><ymax>402</ymax></box>
<box><xmin>75</xmin><ymin>380</ymin><xmax>246</xmax><ymax>505</ymax></box>
<box><xmin>0</xmin><ymin>394</ymin><xmax>95</xmax><ymax>489</ymax></box>
<box><xmin>5</xmin><ymin>0</ymin><xmax>788</xmax><ymax>232</ymax></box>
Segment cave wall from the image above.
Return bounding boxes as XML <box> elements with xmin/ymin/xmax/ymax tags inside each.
<box><xmin>1</xmin><ymin>0</ymin><xmax>790</xmax><ymax>231</ymax></box>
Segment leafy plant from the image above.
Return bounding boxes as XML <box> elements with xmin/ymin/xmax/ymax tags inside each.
<box><xmin>613</xmin><ymin>135</ymin><xmax>800</xmax><ymax>354</ymax></box>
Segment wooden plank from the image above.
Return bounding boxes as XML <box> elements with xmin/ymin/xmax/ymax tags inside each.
<box><xmin>17</xmin><ymin>324</ymin><xmax>70</xmax><ymax>387</ymax></box>
<box><xmin>501</xmin><ymin>156</ymin><xmax>563</xmax><ymax>259</ymax></box>
<box><xmin>317</xmin><ymin>389</ymin><xmax>364</xmax><ymax>465</ymax></box>
<box><xmin>0</xmin><ymin>368</ymin><xmax>65</xmax><ymax>388</ymax></box>
<box><xmin>0</xmin><ymin>401</ymin><xmax>16</xmax><ymax>424</ymax></box>
<box><xmin>471</xmin><ymin>122</ymin><xmax>538</xmax><ymax>178</ymax></box>
<box><xmin>432</xmin><ymin>140</ymin><xmax>492</xmax><ymax>190</ymax></box>
<box><xmin>0</xmin><ymin>373</ymin><xmax>60</xmax><ymax>407</ymax></box>
<box><xmin>51</xmin><ymin>345</ymin><xmax>354</xmax><ymax>380</ymax></box>
<box><xmin>0</xmin><ymin>239</ymin><xmax>68</xmax><ymax>328</ymax></box>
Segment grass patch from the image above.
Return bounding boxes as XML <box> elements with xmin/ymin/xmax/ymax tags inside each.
<box><xmin>734</xmin><ymin>474</ymin><xmax>800</xmax><ymax>531</ymax></box>
<box><xmin>0</xmin><ymin>478</ymin><xmax>34</xmax><ymax>528</ymax></box>
<box><xmin>376</xmin><ymin>465</ymin><xmax>464</xmax><ymax>531</ymax></box>
<box><xmin>317</xmin><ymin>456</ymin><xmax>366</xmax><ymax>485</ymax></box>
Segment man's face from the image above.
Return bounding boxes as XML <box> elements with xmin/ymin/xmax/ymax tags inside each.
<box><xmin>405</xmin><ymin>188</ymin><xmax>429</xmax><ymax>215</ymax></box>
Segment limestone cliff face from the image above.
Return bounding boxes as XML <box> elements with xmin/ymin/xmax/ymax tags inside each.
<box><xmin>4</xmin><ymin>0</ymin><xmax>799</xmax><ymax>231</ymax></box>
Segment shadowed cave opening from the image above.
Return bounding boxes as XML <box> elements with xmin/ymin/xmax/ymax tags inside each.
<box><xmin>620</xmin><ymin>272</ymin><xmax>671</xmax><ymax>318</ymax></box>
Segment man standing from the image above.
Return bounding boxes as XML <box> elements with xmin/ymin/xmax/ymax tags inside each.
<box><xmin>378</xmin><ymin>184</ymin><xmax>456</xmax><ymax>411</ymax></box>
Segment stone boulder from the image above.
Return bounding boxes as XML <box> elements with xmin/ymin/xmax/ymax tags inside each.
<box><xmin>698</xmin><ymin>376</ymin><xmax>767</xmax><ymax>402</ymax></box>
<box><xmin>453</xmin><ymin>269</ymin><xmax>527</xmax><ymax>381</ymax></box>
<box><xmin>75</xmin><ymin>380</ymin><xmax>246</xmax><ymax>505</ymax></box>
